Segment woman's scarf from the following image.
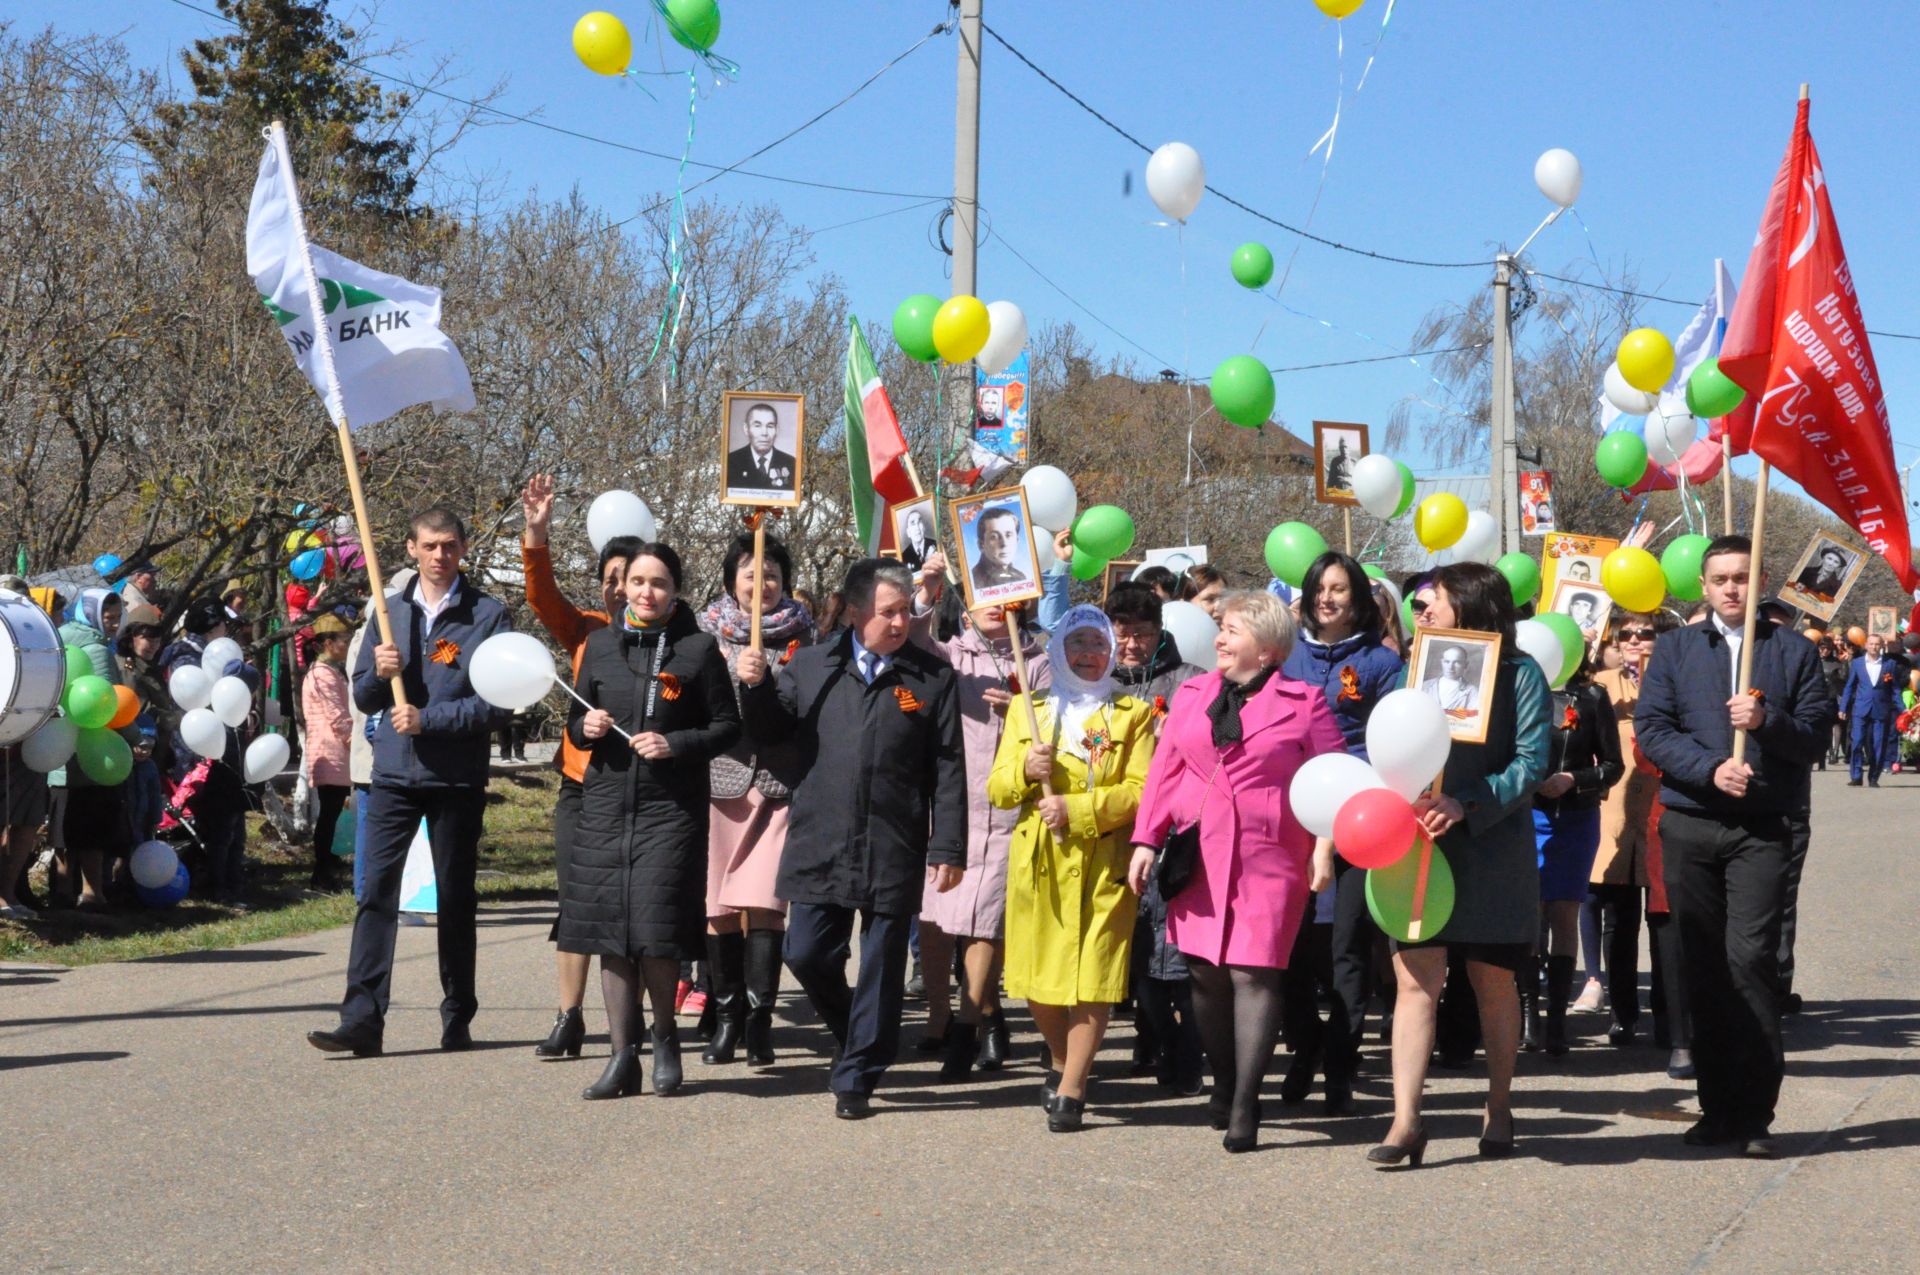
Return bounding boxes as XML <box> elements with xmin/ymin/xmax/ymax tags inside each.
<box><xmin>1208</xmin><ymin>666</ymin><xmax>1276</xmax><ymax>747</ymax></box>
<box><xmin>1046</xmin><ymin>605</ymin><xmax>1117</xmax><ymax>762</ymax></box>
<box><xmin>76</xmin><ymin>587</ymin><xmax>113</xmax><ymax>636</ymax></box>
<box><xmin>698</xmin><ymin>592</ymin><xmax>814</xmax><ymax>648</ymax></box>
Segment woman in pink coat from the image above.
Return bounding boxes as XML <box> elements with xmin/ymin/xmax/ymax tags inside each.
<box><xmin>301</xmin><ymin>615</ymin><xmax>355</xmax><ymax>892</ymax></box>
<box><xmin>1129</xmin><ymin>591</ymin><xmax>1343</xmax><ymax>1153</ymax></box>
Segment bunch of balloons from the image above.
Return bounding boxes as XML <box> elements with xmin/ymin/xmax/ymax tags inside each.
<box><xmin>1068</xmin><ymin>506</ymin><xmax>1137</xmax><ymax>584</ymax></box>
<box><xmin>168</xmin><ymin>639</ymin><xmax>257</xmax><ymax>761</ymax></box>
<box><xmin>892</xmin><ymin>294</ymin><xmax>1028</xmax><ymax>374</ymax></box>
<box><xmin>1287</xmin><ymin>689</ymin><xmax>1456</xmax><ymax>941</ymax></box>
<box><xmin>1514</xmin><ymin>614</ymin><xmax>1587</xmax><ymax>690</ymax></box>
<box><xmin>1349</xmin><ymin>455</ymin><xmax>1417</xmax><ymax>521</ymax></box>
<box><xmin>573</xmin><ymin>2</ymin><xmax>722</xmax><ymax>76</ymax></box>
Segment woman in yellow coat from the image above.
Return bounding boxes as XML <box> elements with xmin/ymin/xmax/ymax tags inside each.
<box><xmin>988</xmin><ymin>604</ymin><xmax>1156</xmax><ymax>1133</ymax></box>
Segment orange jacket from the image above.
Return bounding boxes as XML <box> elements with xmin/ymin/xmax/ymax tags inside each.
<box><xmin>523</xmin><ymin>542</ymin><xmax>608</xmax><ymax>784</ymax></box>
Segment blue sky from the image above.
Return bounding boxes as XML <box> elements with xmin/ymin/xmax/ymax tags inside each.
<box><xmin>53</xmin><ymin>0</ymin><xmax>1920</xmax><ymax>489</ymax></box>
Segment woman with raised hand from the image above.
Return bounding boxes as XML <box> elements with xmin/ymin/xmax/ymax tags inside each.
<box><xmin>990</xmin><ymin>605</ymin><xmax>1154</xmax><ymax>1132</ymax></box>
<box><xmin>1129</xmin><ymin>591</ymin><xmax>1344</xmax><ymax>1153</ymax></box>
<box><xmin>565</xmin><ymin>544</ymin><xmax>739</xmax><ymax>1100</ymax></box>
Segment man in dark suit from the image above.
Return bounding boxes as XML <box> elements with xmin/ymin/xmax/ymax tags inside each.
<box><xmin>735</xmin><ymin>558</ymin><xmax>968</xmax><ymax>1119</ymax></box>
<box><xmin>726</xmin><ymin>401</ymin><xmax>796</xmax><ymax>495</ymax></box>
<box><xmin>1837</xmin><ymin>632</ymin><xmax>1906</xmax><ymax>787</ymax></box>
<box><xmin>1635</xmin><ymin>534</ymin><xmax>1833</xmax><ymax>1159</ymax></box>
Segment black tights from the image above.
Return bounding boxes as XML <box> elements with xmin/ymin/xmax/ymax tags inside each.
<box><xmin>1186</xmin><ymin>956</ymin><xmax>1284</xmax><ymax>1141</ymax></box>
<box><xmin>312</xmin><ymin>785</ymin><xmax>349</xmax><ymax>879</ymax></box>
<box><xmin>599</xmin><ymin>955</ymin><xmax>682</xmax><ymax>1053</ymax></box>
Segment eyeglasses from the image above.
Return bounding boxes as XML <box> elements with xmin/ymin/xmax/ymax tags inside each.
<box><xmin>1617</xmin><ymin>628</ymin><xmax>1656</xmax><ymax>642</ymax></box>
<box><xmin>1409</xmin><ymin>599</ymin><xmax>1430</xmax><ymax>616</ymax></box>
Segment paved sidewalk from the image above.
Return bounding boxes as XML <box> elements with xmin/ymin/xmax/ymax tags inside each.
<box><xmin>3</xmin><ymin>770</ymin><xmax>1916</xmax><ymax>1272</ymax></box>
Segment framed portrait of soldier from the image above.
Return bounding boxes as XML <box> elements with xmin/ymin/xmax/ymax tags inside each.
<box><xmin>719</xmin><ymin>391</ymin><xmax>805</xmax><ymax>509</ymax></box>
<box><xmin>1867</xmin><ymin>605</ymin><xmax>1898</xmax><ymax>641</ymax></box>
<box><xmin>1313</xmin><ymin>420</ymin><xmax>1369</xmax><ymax>506</ymax></box>
<box><xmin>891</xmin><ymin>496</ymin><xmax>938</xmax><ymax>574</ymax></box>
<box><xmin>950</xmin><ymin>487</ymin><xmax>1044</xmax><ymax>611</ymax></box>
<box><xmin>1540</xmin><ymin>532</ymin><xmax>1618</xmax><ymax>607</ymax></box>
<box><xmin>1101</xmin><ymin>560</ymin><xmax>1143</xmax><ymax>603</ymax></box>
<box><xmin>1778</xmin><ymin>531</ymin><xmax>1866</xmax><ymax>623</ymax></box>
<box><xmin>1409</xmin><ymin>626</ymin><xmax>1502</xmax><ymax>745</ymax></box>
<box><xmin>1547</xmin><ymin>577</ymin><xmax>1608</xmax><ymax>645</ymax></box>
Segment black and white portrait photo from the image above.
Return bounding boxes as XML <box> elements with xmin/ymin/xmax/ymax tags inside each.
<box><xmin>1410</xmin><ymin>627</ymin><xmax>1502</xmax><ymax>745</ymax></box>
<box><xmin>720</xmin><ymin>391</ymin><xmax>806</xmax><ymax>508</ymax></box>
<box><xmin>1313</xmin><ymin>420</ymin><xmax>1369</xmax><ymax>506</ymax></box>
<box><xmin>1779</xmin><ymin>531</ymin><xmax>1868</xmax><ymax>623</ymax></box>
<box><xmin>1548</xmin><ymin>578</ymin><xmax>1607</xmax><ymax>640</ymax></box>
<box><xmin>950</xmin><ymin>487</ymin><xmax>1044</xmax><ymax>610</ymax></box>
<box><xmin>892</xmin><ymin>496</ymin><xmax>937</xmax><ymax>573</ymax></box>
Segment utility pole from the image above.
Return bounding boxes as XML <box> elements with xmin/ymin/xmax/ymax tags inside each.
<box><xmin>1490</xmin><ymin>253</ymin><xmax>1519</xmax><ymax>555</ymax></box>
<box><xmin>945</xmin><ymin>0</ymin><xmax>983</xmax><ymax>475</ymax></box>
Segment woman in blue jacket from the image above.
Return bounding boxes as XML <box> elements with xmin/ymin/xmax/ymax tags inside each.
<box><xmin>1279</xmin><ymin>552</ymin><xmax>1405</xmax><ymax>1113</ymax></box>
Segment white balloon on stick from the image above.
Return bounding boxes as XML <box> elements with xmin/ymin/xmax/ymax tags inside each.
<box><xmin>243</xmin><ymin>733</ymin><xmax>290</xmax><ymax>783</ymax></box>
<box><xmin>468</xmin><ymin>632</ymin><xmax>633</xmax><ymax>740</ymax></box>
<box><xmin>1288</xmin><ymin>753</ymin><xmax>1388</xmax><ymax>839</ymax></box>
<box><xmin>199</xmin><ymin>637</ymin><xmax>244</xmax><ymax>679</ymax></box>
<box><xmin>209</xmin><ymin>676</ymin><xmax>252</xmax><ymax>729</ymax></box>
<box><xmin>1019</xmin><ymin>465</ymin><xmax>1078</xmax><ymax>532</ymax></box>
<box><xmin>586</xmin><ymin>491</ymin><xmax>656</xmax><ymax>555</ymax></box>
<box><xmin>1365</xmin><ymin>689</ymin><xmax>1453</xmax><ymax>800</ymax></box>
<box><xmin>1145</xmin><ymin>142</ymin><xmax>1206</xmax><ymax>222</ymax></box>
<box><xmin>1350</xmin><ymin>454</ymin><xmax>1404</xmax><ymax>520</ymax></box>
<box><xmin>1534</xmin><ymin>148</ymin><xmax>1583</xmax><ymax>208</ymax></box>
<box><xmin>180</xmin><ymin>707</ymin><xmax>227</xmax><ymax>760</ymax></box>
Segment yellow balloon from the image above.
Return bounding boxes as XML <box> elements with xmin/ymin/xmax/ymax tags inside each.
<box><xmin>1414</xmin><ymin>493</ymin><xmax>1468</xmax><ymax>552</ymax></box>
<box><xmin>1314</xmin><ymin>0</ymin><xmax>1366</xmax><ymax>17</ymax></box>
<box><xmin>1617</xmin><ymin>328</ymin><xmax>1675</xmax><ymax>394</ymax></box>
<box><xmin>572</xmin><ymin>11</ymin><xmax>632</xmax><ymax>76</ymax></box>
<box><xmin>1601</xmin><ymin>546</ymin><xmax>1665</xmax><ymax>612</ymax></box>
<box><xmin>932</xmin><ymin>295</ymin><xmax>991</xmax><ymax>364</ymax></box>
<box><xmin>284</xmin><ymin>530</ymin><xmax>321</xmax><ymax>555</ymax></box>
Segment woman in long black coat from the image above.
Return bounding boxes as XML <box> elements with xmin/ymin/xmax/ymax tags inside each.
<box><xmin>565</xmin><ymin>543</ymin><xmax>739</xmax><ymax>1100</ymax></box>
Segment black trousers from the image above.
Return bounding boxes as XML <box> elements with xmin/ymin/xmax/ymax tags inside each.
<box><xmin>1777</xmin><ymin>811</ymin><xmax>1812</xmax><ymax>998</ymax></box>
<box><xmin>1647</xmin><ymin>909</ymin><xmax>1689</xmax><ymax>1048</ymax></box>
<box><xmin>784</xmin><ymin>902</ymin><xmax>911</xmax><ymax>1097</ymax></box>
<box><xmin>1326</xmin><ymin>858</ymin><xmax>1376</xmax><ymax>1083</ymax></box>
<box><xmin>1590</xmin><ymin>883</ymin><xmax>1643</xmax><ymax>1028</ymax></box>
<box><xmin>312</xmin><ymin>784</ymin><xmax>350</xmax><ymax>879</ymax></box>
<box><xmin>1660</xmin><ymin>807</ymin><xmax>1788</xmax><ymax>1134</ymax></box>
<box><xmin>340</xmin><ymin>784</ymin><xmax>485</xmax><ymax>1036</ymax></box>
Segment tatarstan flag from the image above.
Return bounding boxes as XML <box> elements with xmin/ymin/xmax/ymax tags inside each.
<box><xmin>843</xmin><ymin>316</ymin><xmax>919</xmax><ymax>553</ymax></box>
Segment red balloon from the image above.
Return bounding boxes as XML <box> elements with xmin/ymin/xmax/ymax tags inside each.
<box><xmin>1332</xmin><ymin>787</ymin><xmax>1419</xmax><ymax>870</ymax></box>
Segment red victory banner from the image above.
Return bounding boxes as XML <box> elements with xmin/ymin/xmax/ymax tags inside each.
<box><xmin>1719</xmin><ymin>94</ymin><xmax>1915</xmax><ymax>594</ymax></box>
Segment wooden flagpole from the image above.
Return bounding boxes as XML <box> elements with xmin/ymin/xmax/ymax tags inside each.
<box><xmin>1722</xmin><ymin>434</ymin><xmax>1735</xmax><ymax>535</ymax></box>
<box><xmin>270</xmin><ymin>120</ymin><xmax>406</xmax><ymax>707</ymax></box>
<box><xmin>1003</xmin><ymin>601</ymin><xmax>1054</xmax><ymax>800</ymax></box>
<box><xmin>747</xmin><ymin>511</ymin><xmax>768</xmax><ymax>653</ymax></box>
<box><xmin>1343</xmin><ymin>506</ymin><xmax>1353</xmax><ymax>556</ymax></box>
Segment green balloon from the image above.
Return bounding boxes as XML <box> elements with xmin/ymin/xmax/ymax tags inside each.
<box><xmin>1686</xmin><ymin>356</ymin><xmax>1746</xmax><ymax>419</ymax></box>
<box><xmin>74</xmin><ymin>726</ymin><xmax>131</xmax><ymax>786</ymax></box>
<box><xmin>1362</xmin><ymin>562</ymin><xmax>1387</xmax><ymax>582</ymax></box>
<box><xmin>663</xmin><ymin>0</ymin><xmax>722</xmax><ymax>51</ymax></box>
<box><xmin>1072</xmin><ymin>505</ymin><xmax>1136</xmax><ymax>561</ymax></box>
<box><xmin>1230</xmin><ymin>242</ymin><xmax>1274</xmax><ymax>289</ymax></box>
<box><xmin>1209</xmin><ymin>355</ymin><xmax>1275</xmax><ymax>428</ymax></box>
<box><xmin>1595</xmin><ymin>431</ymin><xmax>1649</xmax><ymax>488</ymax></box>
<box><xmin>1661</xmin><ymin>533</ymin><xmax>1711</xmax><ymax>602</ymax></box>
<box><xmin>1366</xmin><ymin>841</ymin><xmax>1455</xmax><ymax>943</ymax></box>
<box><xmin>1537</xmin><ymin>612</ymin><xmax>1587</xmax><ymax>676</ymax></box>
<box><xmin>1263</xmin><ymin>521</ymin><xmax>1328</xmax><ymax>588</ymax></box>
<box><xmin>1400</xmin><ymin>593</ymin><xmax>1418</xmax><ymax>637</ymax></box>
<box><xmin>64</xmin><ymin>674</ymin><xmax>117</xmax><ymax>730</ymax></box>
<box><xmin>1392</xmin><ymin>461</ymin><xmax>1417</xmax><ymax>518</ymax></box>
<box><xmin>63</xmin><ymin>645</ymin><xmax>91</xmax><ymax>685</ymax></box>
<box><xmin>1069</xmin><ymin>544</ymin><xmax>1107</xmax><ymax>582</ymax></box>
<box><xmin>1494</xmin><ymin>552</ymin><xmax>1541</xmax><ymax>607</ymax></box>
<box><xmin>891</xmin><ymin>293</ymin><xmax>941</xmax><ymax>363</ymax></box>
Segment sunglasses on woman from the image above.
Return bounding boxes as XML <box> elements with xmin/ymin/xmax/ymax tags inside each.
<box><xmin>1616</xmin><ymin>627</ymin><xmax>1656</xmax><ymax>642</ymax></box>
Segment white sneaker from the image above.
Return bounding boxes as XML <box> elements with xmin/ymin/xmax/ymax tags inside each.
<box><xmin>1571</xmin><ymin>977</ymin><xmax>1605</xmax><ymax>1013</ymax></box>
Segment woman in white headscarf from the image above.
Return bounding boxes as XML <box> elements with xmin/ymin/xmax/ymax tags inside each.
<box><xmin>988</xmin><ymin>605</ymin><xmax>1158</xmax><ymax>1132</ymax></box>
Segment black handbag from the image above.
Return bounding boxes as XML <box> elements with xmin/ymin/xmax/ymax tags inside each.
<box><xmin>1152</xmin><ymin>759</ymin><xmax>1220</xmax><ymax>898</ymax></box>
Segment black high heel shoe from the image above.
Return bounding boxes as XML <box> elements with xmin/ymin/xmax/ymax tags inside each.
<box><xmin>1366</xmin><ymin>1126</ymin><xmax>1428</xmax><ymax>1168</ymax></box>
<box><xmin>939</xmin><ymin>1022</ymin><xmax>980</xmax><ymax>1083</ymax></box>
<box><xmin>1220</xmin><ymin>1099</ymin><xmax>1263</xmax><ymax>1151</ymax></box>
<box><xmin>979</xmin><ymin>1008</ymin><xmax>1011</xmax><ymax>1071</ymax></box>
<box><xmin>1478</xmin><ymin>1111</ymin><xmax>1516</xmax><ymax>1158</ymax></box>
<box><xmin>533</xmin><ymin>1007</ymin><xmax>585</xmax><ymax>1060</ymax></box>
<box><xmin>582</xmin><ymin>1045</ymin><xmax>642</xmax><ymax>1099</ymax></box>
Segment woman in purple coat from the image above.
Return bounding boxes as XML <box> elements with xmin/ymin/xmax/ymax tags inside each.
<box><xmin>1129</xmin><ymin>591</ymin><xmax>1344</xmax><ymax>1152</ymax></box>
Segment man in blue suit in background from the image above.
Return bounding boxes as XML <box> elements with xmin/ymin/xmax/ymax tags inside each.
<box><xmin>1837</xmin><ymin>632</ymin><xmax>1906</xmax><ymax>787</ymax></box>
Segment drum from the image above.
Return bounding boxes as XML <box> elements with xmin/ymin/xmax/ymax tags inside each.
<box><xmin>0</xmin><ymin>589</ymin><xmax>65</xmax><ymax>745</ymax></box>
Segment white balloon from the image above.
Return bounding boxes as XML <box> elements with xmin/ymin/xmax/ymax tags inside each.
<box><xmin>1145</xmin><ymin>142</ymin><xmax>1206</xmax><ymax>222</ymax></box>
<box><xmin>129</xmin><ymin>839</ymin><xmax>181</xmax><ymax>890</ymax></box>
<box><xmin>1019</xmin><ymin>465</ymin><xmax>1078</xmax><ymax>532</ymax></box>
<box><xmin>199</xmin><ymin>637</ymin><xmax>244</xmax><ymax>679</ymax></box>
<box><xmin>168</xmin><ymin>665</ymin><xmax>212</xmax><ymax>712</ymax></box>
<box><xmin>1033</xmin><ymin>525</ymin><xmax>1060</xmax><ymax>571</ymax></box>
<box><xmin>1645</xmin><ymin>407</ymin><xmax>1698</xmax><ymax>467</ymax></box>
<box><xmin>1534</xmin><ymin>148</ymin><xmax>1583</xmax><ymax>208</ymax></box>
<box><xmin>1454</xmin><ymin>510</ymin><xmax>1500</xmax><ymax>564</ymax></box>
<box><xmin>1365</xmin><ymin>689</ymin><xmax>1453</xmax><ymax>800</ymax></box>
<box><xmin>469</xmin><ymin>632</ymin><xmax>559</xmax><ymax>712</ymax></box>
<box><xmin>243</xmin><ymin>733</ymin><xmax>290</xmax><ymax>784</ymax></box>
<box><xmin>1350</xmin><ymin>453</ymin><xmax>1404</xmax><ymax>520</ymax></box>
<box><xmin>976</xmin><ymin>300</ymin><xmax>1028</xmax><ymax>375</ymax></box>
<box><xmin>180</xmin><ymin>707</ymin><xmax>227</xmax><ymax>760</ymax></box>
<box><xmin>1604</xmin><ymin>361</ymin><xmax>1660</xmax><ymax>416</ymax></box>
<box><xmin>209</xmin><ymin>676</ymin><xmax>252</xmax><ymax>729</ymax></box>
<box><xmin>586</xmin><ymin>490</ymin><xmax>657</xmax><ymax>555</ymax></box>
<box><xmin>1159</xmin><ymin>601</ymin><xmax>1219</xmax><ymax>669</ymax></box>
<box><xmin>1288</xmin><ymin>752</ymin><xmax>1388</xmax><ymax>839</ymax></box>
<box><xmin>21</xmin><ymin>718</ymin><xmax>78</xmax><ymax>773</ymax></box>
<box><xmin>1513</xmin><ymin>619</ymin><xmax>1566</xmax><ymax>688</ymax></box>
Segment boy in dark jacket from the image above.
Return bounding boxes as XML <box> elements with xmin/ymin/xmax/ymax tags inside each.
<box><xmin>308</xmin><ymin>508</ymin><xmax>511</xmax><ymax>1057</ymax></box>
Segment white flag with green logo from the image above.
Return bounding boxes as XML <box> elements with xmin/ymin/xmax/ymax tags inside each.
<box><xmin>246</xmin><ymin>132</ymin><xmax>474</xmax><ymax>430</ymax></box>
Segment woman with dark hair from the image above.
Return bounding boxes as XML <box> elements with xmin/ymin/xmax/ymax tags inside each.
<box><xmin>694</xmin><ymin>532</ymin><xmax>815</xmax><ymax>1066</ymax></box>
<box><xmin>1280</xmin><ymin>552</ymin><xmax>1405</xmax><ymax>1113</ymax></box>
<box><xmin>565</xmin><ymin>543</ymin><xmax>740</xmax><ymax>1100</ymax></box>
<box><xmin>1134</xmin><ymin>565</ymin><xmax>1181</xmax><ymax>602</ymax></box>
<box><xmin>1370</xmin><ymin>562</ymin><xmax>1550</xmax><ymax>1167</ymax></box>
<box><xmin>1183</xmin><ymin>564</ymin><xmax>1228</xmax><ymax>618</ymax></box>
<box><xmin>1526</xmin><ymin>643</ymin><xmax>1623</xmax><ymax>1056</ymax></box>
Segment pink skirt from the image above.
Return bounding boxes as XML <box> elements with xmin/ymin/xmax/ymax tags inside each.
<box><xmin>707</xmin><ymin>787</ymin><xmax>789</xmax><ymax>918</ymax></box>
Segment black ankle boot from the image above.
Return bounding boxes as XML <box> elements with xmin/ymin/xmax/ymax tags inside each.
<box><xmin>1279</xmin><ymin>1046</ymin><xmax>1318</xmax><ymax>1104</ymax></box>
<box><xmin>701</xmin><ymin>932</ymin><xmax>747</xmax><ymax>1065</ymax></box>
<box><xmin>939</xmin><ymin>1022</ymin><xmax>980</xmax><ymax>1082</ymax></box>
<box><xmin>1520</xmin><ymin>987</ymin><xmax>1544</xmax><ymax>1052</ymax></box>
<box><xmin>1544</xmin><ymin>954</ymin><xmax>1575</xmax><ymax>1057</ymax></box>
<box><xmin>743</xmin><ymin>928</ymin><xmax>783</xmax><ymax>1067</ymax></box>
<box><xmin>652</xmin><ymin>1027</ymin><xmax>684</xmax><ymax>1095</ymax></box>
<box><xmin>979</xmin><ymin>1007</ymin><xmax>1011</xmax><ymax>1071</ymax></box>
<box><xmin>582</xmin><ymin>1045</ymin><xmax>642</xmax><ymax>1099</ymax></box>
<box><xmin>533</xmin><ymin>1006</ymin><xmax>585</xmax><ymax>1060</ymax></box>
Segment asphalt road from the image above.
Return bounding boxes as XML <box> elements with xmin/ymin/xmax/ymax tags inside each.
<box><xmin>3</xmin><ymin>768</ymin><xmax>1916</xmax><ymax>1272</ymax></box>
